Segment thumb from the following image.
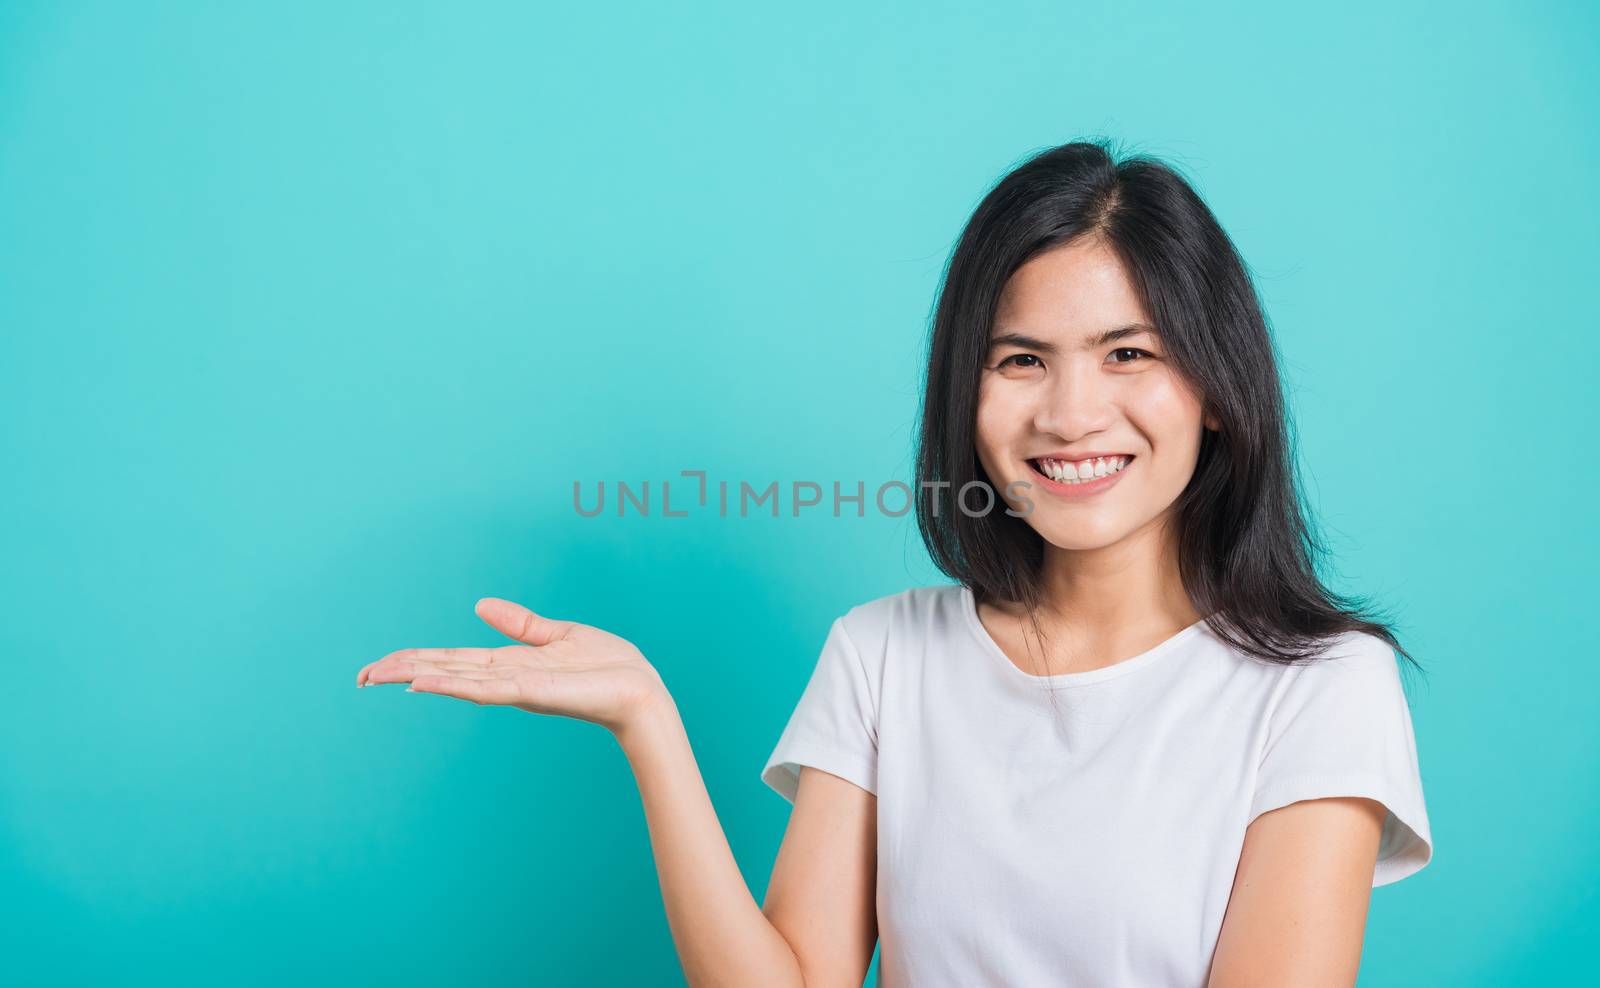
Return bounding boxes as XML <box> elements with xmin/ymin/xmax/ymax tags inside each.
<box><xmin>475</xmin><ymin>596</ymin><xmax>575</xmax><ymax>646</ymax></box>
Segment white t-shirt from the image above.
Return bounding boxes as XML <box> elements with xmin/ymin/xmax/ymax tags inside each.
<box><xmin>760</xmin><ymin>583</ymin><xmax>1433</xmax><ymax>988</ymax></box>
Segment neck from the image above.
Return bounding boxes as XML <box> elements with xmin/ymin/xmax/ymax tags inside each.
<box><xmin>1024</xmin><ymin>511</ymin><xmax>1202</xmax><ymax>636</ymax></box>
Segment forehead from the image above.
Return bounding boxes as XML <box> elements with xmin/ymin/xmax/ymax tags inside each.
<box><xmin>993</xmin><ymin>240</ymin><xmax>1154</xmax><ymax>340</ymax></box>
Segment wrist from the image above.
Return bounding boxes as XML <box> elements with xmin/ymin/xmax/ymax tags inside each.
<box><xmin>614</xmin><ymin>689</ymin><xmax>682</xmax><ymax>754</ymax></box>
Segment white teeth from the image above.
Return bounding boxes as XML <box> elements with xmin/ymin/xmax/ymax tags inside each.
<box><xmin>1035</xmin><ymin>455</ymin><xmax>1131</xmax><ymax>485</ymax></box>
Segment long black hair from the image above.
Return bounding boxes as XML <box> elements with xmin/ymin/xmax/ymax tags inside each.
<box><xmin>914</xmin><ymin>139</ymin><xmax>1419</xmax><ymax>670</ymax></box>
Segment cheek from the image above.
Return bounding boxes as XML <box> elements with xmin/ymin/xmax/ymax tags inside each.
<box><xmin>974</xmin><ymin>383</ymin><xmax>1032</xmax><ymax>483</ymax></box>
<box><xmin>1129</xmin><ymin>376</ymin><xmax>1206</xmax><ymax>460</ymax></box>
<box><xmin>974</xmin><ymin>381</ymin><xmax>1022</xmax><ymax>455</ymax></box>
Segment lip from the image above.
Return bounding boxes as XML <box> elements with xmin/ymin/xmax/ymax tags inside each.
<box><xmin>1025</xmin><ymin>455</ymin><xmax>1134</xmax><ymax>499</ymax></box>
<box><xmin>1031</xmin><ymin>451</ymin><xmax>1134</xmax><ymax>462</ymax></box>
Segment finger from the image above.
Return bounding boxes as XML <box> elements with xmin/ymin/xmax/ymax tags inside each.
<box><xmin>357</xmin><ymin>658</ymin><xmax>393</xmax><ymax>687</ymax></box>
<box><xmin>367</xmin><ymin>665</ymin><xmax>500</xmax><ymax>686</ymax></box>
<box><xmin>366</xmin><ymin>657</ymin><xmax>506</xmax><ymax>687</ymax></box>
<box><xmin>409</xmin><ymin>674</ymin><xmax>522</xmax><ymax>706</ymax></box>
<box><xmin>475</xmin><ymin>597</ymin><xmax>575</xmax><ymax>647</ymax></box>
<box><xmin>361</xmin><ymin>647</ymin><xmax>496</xmax><ymax>687</ymax></box>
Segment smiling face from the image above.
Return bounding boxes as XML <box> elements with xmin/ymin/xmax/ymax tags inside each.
<box><xmin>976</xmin><ymin>237</ymin><xmax>1218</xmax><ymax>552</ymax></box>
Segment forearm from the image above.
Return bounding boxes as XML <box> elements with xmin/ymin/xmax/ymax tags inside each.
<box><xmin>615</xmin><ymin>696</ymin><xmax>806</xmax><ymax>988</ymax></box>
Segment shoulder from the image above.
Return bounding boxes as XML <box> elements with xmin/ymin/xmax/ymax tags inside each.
<box><xmin>1191</xmin><ymin>626</ymin><xmax>1414</xmax><ymax>727</ymax></box>
<box><xmin>1311</xmin><ymin>628</ymin><xmax>1399</xmax><ymax>664</ymax></box>
<box><xmin>1254</xmin><ymin>628</ymin><xmax>1413</xmax><ymax>723</ymax></box>
<box><xmin>1221</xmin><ymin>626</ymin><xmax>1401</xmax><ymax>680</ymax></box>
<box><xmin>1239</xmin><ymin>628</ymin><xmax>1433</xmax><ymax>882</ymax></box>
<box><xmin>1282</xmin><ymin>629</ymin><xmax>1405</xmax><ymax>685</ymax></box>
<box><xmin>832</xmin><ymin>583</ymin><xmax>966</xmax><ymax>664</ymax></box>
<box><xmin>837</xmin><ymin>582</ymin><xmax>962</xmax><ymax>625</ymax></box>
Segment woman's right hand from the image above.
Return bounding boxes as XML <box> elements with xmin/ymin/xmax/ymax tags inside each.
<box><xmin>356</xmin><ymin>597</ymin><xmax>671</xmax><ymax>737</ymax></box>
<box><xmin>361</xmin><ymin>596</ymin><xmax>813</xmax><ymax>987</ymax></box>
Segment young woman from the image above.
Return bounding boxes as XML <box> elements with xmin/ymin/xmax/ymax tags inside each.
<box><xmin>356</xmin><ymin>140</ymin><xmax>1433</xmax><ymax>987</ymax></box>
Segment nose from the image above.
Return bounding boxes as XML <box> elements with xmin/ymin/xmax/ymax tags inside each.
<box><xmin>1033</xmin><ymin>358</ymin><xmax>1116</xmax><ymax>440</ymax></box>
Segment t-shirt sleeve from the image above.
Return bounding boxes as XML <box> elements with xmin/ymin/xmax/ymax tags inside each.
<box><xmin>760</xmin><ymin>616</ymin><xmax>880</xmax><ymax>803</ymax></box>
<box><xmin>1248</xmin><ymin>634</ymin><xmax>1434</xmax><ymax>887</ymax></box>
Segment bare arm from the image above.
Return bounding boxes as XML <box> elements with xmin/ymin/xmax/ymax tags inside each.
<box><xmin>1207</xmin><ymin>796</ymin><xmax>1387</xmax><ymax>987</ymax></box>
<box><xmin>358</xmin><ymin>597</ymin><xmax>876</xmax><ymax>988</ymax></box>
<box><xmin>760</xmin><ymin>766</ymin><xmax>878</xmax><ymax>986</ymax></box>
<box><xmin>613</xmin><ymin>695</ymin><xmax>806</xmax><ymax>987</ymax></box>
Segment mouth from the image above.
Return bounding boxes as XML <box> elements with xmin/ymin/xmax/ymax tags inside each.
<box><xmin>1023</xmin><ymin>454</ymin><xmax>1135</xmax><ymax>497</ymax></box>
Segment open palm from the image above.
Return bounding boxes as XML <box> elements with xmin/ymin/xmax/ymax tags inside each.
<box><xmin>357</xmin><ymin>597</ymin><xmax>667</xmax><ymax>734</ymax></box>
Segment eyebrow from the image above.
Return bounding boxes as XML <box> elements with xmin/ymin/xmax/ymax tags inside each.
<box><xmin>988</xmin><ymin>323</ymin><xmax>1160</xmax><ymax>353</ymax></box>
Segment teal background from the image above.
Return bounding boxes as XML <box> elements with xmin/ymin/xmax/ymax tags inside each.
<box><xmin>2</xmin><ymin>1</ymin><xmax>1595</xmax><ymax>984</ymax></box>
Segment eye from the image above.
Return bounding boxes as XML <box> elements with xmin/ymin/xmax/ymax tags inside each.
<box><xmin>1109</xmin><ymin>347</ymin><xmax>1154</xmax><ymax>364</ymax></box>
<box><xmin>996</xmin><ymin>353</ymin><xmax>1043</xmax><ymax>370</ymax></box>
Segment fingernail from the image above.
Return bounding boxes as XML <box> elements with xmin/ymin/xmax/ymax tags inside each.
<box><xmin>405</xmin><ymin>686</ymin><xmax>416</xmax><ymax>693</ymax></box>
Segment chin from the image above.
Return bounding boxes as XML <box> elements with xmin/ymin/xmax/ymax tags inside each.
<box><xmin>1027</xmin><ymin>516</ymin><xmax>1131</xmax><ymax>553</ymax></box>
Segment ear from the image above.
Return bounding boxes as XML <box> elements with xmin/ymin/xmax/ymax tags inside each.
<box><xmin>1203</xmin><ymin>411</ymin><xmax>1222</xmax><ymax>432</ymax></box>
